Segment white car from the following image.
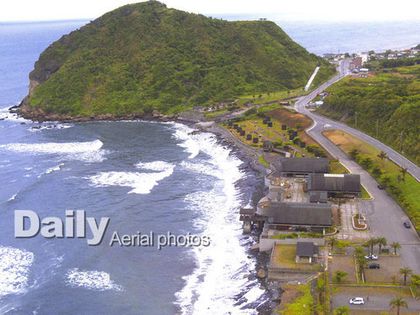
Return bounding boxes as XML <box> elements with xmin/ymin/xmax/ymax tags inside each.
<box><xmin>349</xmin><ymin>297</ymin><xmax>365</xmax><ymax>305</ymax></box>
<box><xmin>365</xmin><ymin>254</ymin><xmax>378</xmax><ymax>260</ymax></box>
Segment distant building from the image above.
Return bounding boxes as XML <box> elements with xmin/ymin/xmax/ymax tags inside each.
<box><xmin>296</xmin><ymin>242</ymin><xmax>319</xmax><ymax>263</ymax></box>
<box><xmin>350</xmin><ymin>57</ymin><xmax>363</xmax><ymax>70</ymax></box>
<box><xmin>271</xmin><ymin>157</ymin><xmax>329</xmax><ymax>177</ymax></box>
<box><xmin>307</xmin><ymin>173</ymin><xmax>361</xmax><ymax>196</ymax></box>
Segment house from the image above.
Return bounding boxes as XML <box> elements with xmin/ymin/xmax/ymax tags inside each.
<box><xmin>307</xmin><ymin>173</ymin><xmax>361</xmax><ymax>196</ymax></box>
<box><xmin>257</xmin><ymin>201</ymin><xmax>332</xmax><ymax>230</ymax></box>
<box><xmin>350</xmin><ymin>57</ymin><xmax>363</xmax><ymax>70</ymax></box>
<box><xmin>271</xmin><ymin>157</ymin><xmax>329</xmax><ymax>177</ymax></box>
<box><xmin>296</xmin><ymin>242</ymin><xmax>319</xmax><ymax>263</ymax></box>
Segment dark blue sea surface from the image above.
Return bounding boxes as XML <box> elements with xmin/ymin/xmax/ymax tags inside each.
<box><xmin>0</xmin><ymin>21</ymin><xmax>263</xmax><ymax>314</ymax></box>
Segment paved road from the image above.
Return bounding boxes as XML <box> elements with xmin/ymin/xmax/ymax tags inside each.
<box><xmin>295</xmin><ymin>61</ymin><xmax>420</xmax><ymax>273</ymax></box>
<box><xmin>295</xmin><ymin>60</ymin><xmax>420</xmax><ymax>181</ymax></box>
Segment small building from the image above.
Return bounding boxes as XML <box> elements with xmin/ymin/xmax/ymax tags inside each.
<box><xmin>307</xmin><ymin>173</ymin><xmax>361</xmax><ymax>196</ymax></box>
<box><xmin>263</xmin><ymin>140</ymin><xmax>274</xmax><ymax>152</ymax></box>
<box><xmin>272</xmin><ymin>157</ymin><xmax>329</xmax><ymax>177</ymax></box>
<box><xmin>296</xmin><ymin>241</ymin><xmax>319</xmax><ymax>263</ymax></box>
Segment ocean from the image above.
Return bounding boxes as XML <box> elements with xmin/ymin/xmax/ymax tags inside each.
<box><xmin>0</xmin><ymin>19</ymin><xmax>419</xmax><ymax>314</ymax></box>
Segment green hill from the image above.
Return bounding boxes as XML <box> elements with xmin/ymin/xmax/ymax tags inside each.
<box><xmin>20</xmin><ymin>0</ymin><xmax>334</xmax><ymax>119</ymax></box>
<box><xmin>319</xmin><ymin>64</ymin><xmax>420</xmax><ymax>164</ymax></box>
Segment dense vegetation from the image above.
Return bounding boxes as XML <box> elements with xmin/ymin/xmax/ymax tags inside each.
<box><xmin>319</xmin><ymin>64</ymin><xmax>420</xmax><ymax>164</ymax></box>
<box><xmin>24</xmin><ymin>1</ymin><xmax>334</xmax><ymax>118</ymax></box>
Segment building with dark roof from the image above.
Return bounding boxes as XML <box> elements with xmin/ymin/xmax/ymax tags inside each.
<box><xmin>308</xmin><ymin>173</ymin><xmax>361</xmax><ymax>195</ymax></box>
<box><xmin>296</xmin><ymin>241</ymin><xmax>319</xmax><ymax>263</ymax></box>
<box><xmin>257</xmin><ymin>201</ymin><xmax>332</xmax><ymax>227</ymax></box>
<box><xmin>272</xmin><ymin>157</ymin><xmax>329</xmax><ymax>176</ymax></box>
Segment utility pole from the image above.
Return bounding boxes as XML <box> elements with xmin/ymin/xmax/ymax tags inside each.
<box><xmin>400</xmin><ymin>131</ymin><xmax>404</xmax><ymax>152</ymax></box>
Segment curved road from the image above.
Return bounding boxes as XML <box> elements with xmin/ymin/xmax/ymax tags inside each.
<box><xmin>295</xmin><ymin>61</ymin><xmax>420</xmax><ymax>273</ymax></box>
<box><xmin>295</xmin><ymin>60</ymin><xmax>420</xmax><ymax>181</ymax></box>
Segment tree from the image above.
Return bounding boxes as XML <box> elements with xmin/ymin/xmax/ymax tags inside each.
<box><xmin>400</xmin><ymin>167</ymin><xmax>407</xmax><ymax>181</ymax></box>
<box><xmin>391</xmin><ymin>242</ymin><xmax>401</xmax><ymax>255</ymax></box>
<box><xmin>349</xmin><ymin>149</ymin><xmax>359</xmax><ymax>160</ymax></box>
<box><xmin>360</xmin><ymin>157</ymin><xmax>373</xmax><ymax>170</ymax></box>
<box><xmin>354</xmin><ymin>246</ymin><xmax>367</xmax><ymax>279</ymax></box>
<box><xmin>376</xmin><ymin>236</ymin><xmax>387</xmax><ymax>253</ymax></box>
<box><xmin>365</xmin><ymin>237</ymin><xmax>377</xmax><ymax>254</ymax></box>
<box><xmin>400</xmin><ymin>267</ymin><xmax>412</xmax><ymax>285</ymax></box>
<box><xmin>389</xmin><ymin>296</ymin><xmax>408</xmax><ymax>315</ymax></box>
<box><xmin>381</xmin><ymin>175</ymin><xmax>392</xmax><ymax>188</ymax></box>
<box><xmin>329</xmin><ymin>236</ymin><xmax>338</xmax><ymax>252</ymax></box>
<box><xmin>334</xmin><ymin>270</ymin><xmax>348</xmax><ymax>283</ymax></box>
<box><xmin>334</xmin><ymin>305</ymin><xmax>350</xmax><ymax>315</ymax></box>
<box><xmin>378</xmin><ymin>151</ymin><xmax>388</xmax><ymax>160</ymax></box>
<box><xmin>372</xmin><ymin>166</ymin><xmax>382</xmax><ymax>178</ymax></box>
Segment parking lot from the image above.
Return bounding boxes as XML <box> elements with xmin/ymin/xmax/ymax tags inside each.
<box><xmin>332</xmin><ymin>286</ymin><xmax>420</xmax><ymax>313</ymax></box>
<box><xmin>364</xmin><ymin>255</ymin><xmax>402</xmax><ymax>283</ymax></box>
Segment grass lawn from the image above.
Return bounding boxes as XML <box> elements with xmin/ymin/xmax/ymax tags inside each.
<box><xmin>271</xmin><ymin>244</ymin><xmax>320</xmax><ymax>271</ymax></box>
<box><xmin>238</xmin><ymin>88</ymin><xmax>305</xmax><ymax>106</ymax></box>
<box><xmin>279</xmin><ymin>283</ymin><xmax>314</xmax><ymax>315</ymax></box>
<box><xmin>329</xmin><ymin>255</ymin><xmax>357</xmax><ymax>284</ymax></box>
<box><xmin>323</xmin><ymin>129</ymin><xmax>420</xmax><ymax>229</ymax></box>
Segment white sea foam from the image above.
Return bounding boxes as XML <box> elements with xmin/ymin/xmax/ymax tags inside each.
<box><xmin>0</xmin><ymin>140</ymin><xmax>105</xmax><ymax>162</ymax></box>
<box><xmin>0</xmin><ymin>246</ymin><xmax>34</xmax><ymax>297</ymax></box>
<box><xmin>172</xmin><ymin>123</ymin><xmax>201</xmax><ymax>159</ymax></box>
<box><xmin>45</xmin><ymin>163</ymin><xmax>65</xmax><ymax>175</ymax></box>
<box><xmin>0</xmin><ymin>107</ymin><xmax>28</xmax><ymax>123</ymax></box>
<box><xmin>7</xmin><ymin>193</ymin><xmax>17</xmax><ymax>202</ymax></box>
<box><xmin>175</xmin><ymin>130</ymin><xmax>264</xmax><ymax>314</ymax></box>
<box><xmin>89</xmin><ymin>161</ymin><xmax>175</xmax><ymax>194</ymax></box>
<box><xmin>28</xmin><ymin>123</ymin><xmax>73</xmax><ymax>132</ymax></box>
<box><xmin>65</xmin><ymin>269</ymin><xmax>122</xmax><ymax>292</ymax></box>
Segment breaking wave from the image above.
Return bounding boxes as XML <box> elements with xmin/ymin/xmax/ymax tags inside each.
<box><xmin>0</xmin><ymin>246</ymin><xmax>34</xmax><ymax>297</ymax></box>
<box><xmin>65</xmin><ymin>269</ymin><xmax>123</xmax><ymax>292</ymax></box>
<box><xmin>0</xmin><ymin>140</ymin><xmax>106</xmax><ymax>163</ymax></box>
<box><xmin>172</xmin><ymin>123</ymin><xmax>201</xmax><ymax>159</ymax></box>
<box><xmin>174</xmin><ymin>127</ymin><xmax>265</xmax><ymax>314</ymax></box>
<box><xmin>89</xmin><ymin>161</ymin><xmax>175</xmax><ymax>194</ymax></box>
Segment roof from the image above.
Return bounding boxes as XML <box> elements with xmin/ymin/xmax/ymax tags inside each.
<box><xmin>308</xmin><ymin>173</ymin><xmax>361</xmax><ymax>193</ymax></box>
<box><xmin>296</xmin><ymin>242</ymin><xmax>318</xmax><ymax>257</ymax></box>
<box><xmin>273</xmin><ymin>158</ymin><xmax>329</xmax><ymax>174</ymax></box>
<box><xmin>258</xmin><ymin>201</ymin><xmax>332</xmax><ymax>226</ymax></box>
<box><xmin>309</xmin><ymin>191</ymin><xmax>328</xmax><ymax>203</ymax></box>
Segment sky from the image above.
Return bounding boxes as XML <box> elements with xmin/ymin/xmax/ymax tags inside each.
<box><xmin>0</xmin><ymin>0</ymin><xmax>419</xmax><ymax>22</ymax></box>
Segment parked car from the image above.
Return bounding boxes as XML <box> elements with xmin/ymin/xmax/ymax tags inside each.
<box><xmin>368</xmin><ymin>263</ymin><xmax>380</xmax><ymax>269</ymax></box>
<box><xmin>365</xmin><ymin>254</ymin><xmax>378</xmax><ymax>260</ymax></box>
<box><xmin>377</xmin><ymin>184</ymin><xmax>385</xmax><ymax>190</ymax></box>
<box><xmin>403</xmin><ymin>221</ymin><xmax>411</xmax><ymax>228</ymax></box>
<box><xmin>349</xmin><ymin>297</ymin><xmax>365</xmax><ymax>305</ymax></box>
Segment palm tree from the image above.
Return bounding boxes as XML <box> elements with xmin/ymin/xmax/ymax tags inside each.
<box><xmin>400</xmin><ymin>267</ymin><xmax>412</xmax><ymax>285</ymax></box>
<box><xmin>376</xmin><ymin>236</ymin><xmax>387</xmax><ymax>253</ymax></box>
<box><xmin>391</xmin><ymin>242</ymin><xmax>401</xmax><ymax>255</ymax></box>
<box><xmin>365</xmin><ymin>237</ymin><xmax>377</xmax><ymax>254</ymax></box>
<box><xmin>400</xmin><ymin>167</ymin><xmax>407</xmax><ymax>181</ymax></box>
<box><xmin>389</xmin><ymin>296</ymin><xmax>408</xmax><ymax>315</ymax></box>
<box><xmin>378</xmin><ymin>151</ymin><xmax>388</xmax><ymax>160</ymax></box>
